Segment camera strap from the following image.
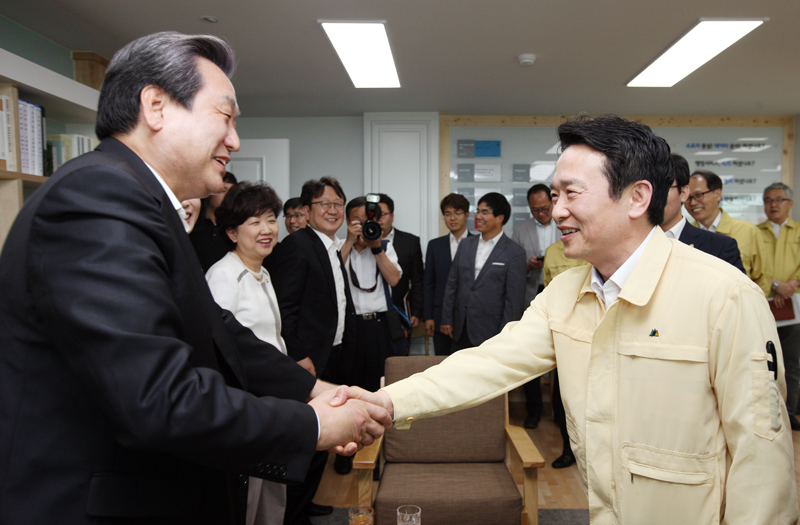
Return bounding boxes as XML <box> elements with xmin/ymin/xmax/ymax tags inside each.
<box><xmin>347</xmin><ymin>239</ymin><xmax>388</xmax><ymax>293</ymax></box>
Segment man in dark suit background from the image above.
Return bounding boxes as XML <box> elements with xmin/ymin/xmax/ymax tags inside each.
<box><xmin>264</xmin><ymin>176</ymin><xmax>358</xmax><ymax>520</ymax></box>
<box><xmin>662</xmin><ymin>154</ymin><xmax>745</xmax><ymax>273</ymax></box>
<box><xmin>423</xmin><ymin>193</ymin><xmax>472</xmax><ymax>355</ymax></box>
<box><xmin>378</xmin><ymin>194</ymin><xmax>424</xmax><ymax>327</ymax></box>
<box><xmin>441</xmin><ymin>192</ymin><xmax>527</xmax><ymax>351</ymax></box>
<box><xmin>0</xmin><ymin>32</ymin><xmax>388</xmax><ymax>525</ymax></box>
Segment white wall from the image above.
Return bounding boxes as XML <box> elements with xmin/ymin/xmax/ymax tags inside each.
<box><xmin>236</xmin><ymin>117</ymin><xmax>364</xmax><ymax>204</ymax></box>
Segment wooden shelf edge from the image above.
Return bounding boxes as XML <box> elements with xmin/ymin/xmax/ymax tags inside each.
<box><xmin>0</xmin><ymin>169</ymin><xmax>48</xmax><ymax>185</ymax></box>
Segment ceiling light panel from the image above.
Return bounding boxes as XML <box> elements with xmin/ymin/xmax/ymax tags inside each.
<box><xmin>320</xmin><ymin>21</ymin><xmax>400</xmax><ymax>88</ymax></box>
<box><xmin>628</xmin><ymin>19</ymin><xmax>766</xmax><ymax>88</ymax></box>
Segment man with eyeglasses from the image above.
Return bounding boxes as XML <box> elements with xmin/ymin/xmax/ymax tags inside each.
<box><xmin>440</xmin><ymin>192</ymin><xmax>527</xmax><ymax>352</ymax></box>
<box><xmin>661</xmin><ymin>155</ymin><xmax>744</xmax><ymax>272</ymax></box>
<box><xmin>686</xmin><ymin>169</ymin><xmax>769</xmax><ymax>294</ymax></box>
<box><xmin>511</xmin><ymin>183</ymin><xmax>561</xmax><ymax>429</ymax></box>
<box><xmin>266</xmin><ymin>176</ymin><xmax>357</xmax><ymax>523</ymax></box>
<box><xmin>423</xmin><ymin>193</ymin><xmax>474</xmax><ymax>355</ymax></box>
<box><xmin>757</xmin><ymin>182</ymin><xmax>800</xmax><ymax>430</ymax></box>
<box><xmin>283</xmin><ymin>197</ymin><xmax>308</xmax><ymax>234</ymax></box>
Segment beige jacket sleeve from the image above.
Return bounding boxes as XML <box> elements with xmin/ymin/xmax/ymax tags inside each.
<box><xmin>711</xmin><ymin>281</ymin><xmax>798</xmax><ymax>524</ymax></box>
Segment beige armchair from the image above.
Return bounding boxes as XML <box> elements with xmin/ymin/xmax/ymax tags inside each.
<box><xmin>354</xmin><ymin>355</ymin><xmax>545</xmax><ymax>525</ymax></box>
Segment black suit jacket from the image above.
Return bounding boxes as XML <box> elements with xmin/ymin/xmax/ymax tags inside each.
<box><xmin>389</xmin><ymin>228</ymin><xmax>424</xmax><ymax>319</ymax></box>
<box><xmin>678</xmin><ymin>222</ymin><xmax>746</xmax><ymax>273</ymax></box>
<box><xmin>423</xmin><ymin>232</ymin><xmax>473</xmax><ymax>326</ymax></box>
<box><xmin>0</xmin><ymin>138</ymin><xmax>318</xmax><ymax>525</ymax></box>
<box><xmin>266</xmin><ymin>227</ymin><xmax>356</xmax><ymax>381</ymax></box>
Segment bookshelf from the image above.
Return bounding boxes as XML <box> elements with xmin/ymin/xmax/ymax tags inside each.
<box><xmin>0</xmin><ymin>48</ymin><xmax>100</xmax><ymax>248</ymax></box>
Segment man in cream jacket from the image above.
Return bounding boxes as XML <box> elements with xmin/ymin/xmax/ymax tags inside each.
<box><xmin>358</xmin><ymin>116</ymin><xmax>798</xmax><ymax>524</ymax></box>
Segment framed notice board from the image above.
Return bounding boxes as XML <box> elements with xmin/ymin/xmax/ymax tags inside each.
<box><xmin>440</xmin><ymin>116</ymin><xmax>794</xmax><ymax>235</ymax></box>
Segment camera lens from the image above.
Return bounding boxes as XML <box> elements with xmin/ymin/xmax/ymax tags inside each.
<box><xmin>362</xmin><ymin>220</ymin><xmax>382</xmax><ymax>242</ymax></box>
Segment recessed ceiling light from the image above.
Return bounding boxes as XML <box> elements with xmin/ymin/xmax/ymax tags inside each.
<box><xmin>628</xmin><ymin>19</ymin><xmax>766</xmax><ymax>87</ymax></box>
<box><xmin>320</xmin><ymin>21</ymin><xmax>400</xmax><ymax>88</ymax></box>
<box><xmin>200</xmin><ymin>16</ymin><xmax>218</xmax><ymax>24</ymax></box>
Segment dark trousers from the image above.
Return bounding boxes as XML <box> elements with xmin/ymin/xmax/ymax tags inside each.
<box><xmin>452</xmin><ymin>325</ymin><xmax>473</xmax><ymax>352</ymax></box>
<box><xmin>283</xmin><ymin>450</ymin><xmax>327</xmax><ymax>525</ymax></box>
<box><xmin>778</xmin><ymin>324</ymin><xmax>800</xmax><ymax>414</ymax></box>
<box><xmin>524</xmin><ymin>377</ymin><xmax>543</xmax><ymax>418</ymax></box>
<box><xmin>352</xmin><ymin>314</ymin><xmax>394</xmax><ymax>392</ymax></box>
<box><xmin>432</xmin><ymin>330</ymin><xmax>453</xmax><ymax>356</ymax></box>
<box><xmin>552</xmin><ymin>370</ymin><xmax>571</xmax><ymax>455</ymax></box>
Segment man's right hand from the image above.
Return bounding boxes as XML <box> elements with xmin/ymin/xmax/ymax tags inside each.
<box><xmin>424</xmin><ymin>319</ymin><xmax>435</xmax><ymax>337</ymax></box>
<box><xmin>297</xmin><ymin>357</ymin><xmax>316</xmax><ymax>377</ymax></box>
<box><xmin>440</xmin><ymin>324</ymin><xmax>453</xmax><ymax>338</ymax></box>
<box><xmin>309</xmin><ymin>387</ymin><xmax>391</xmax><ymax>454</ymax></box>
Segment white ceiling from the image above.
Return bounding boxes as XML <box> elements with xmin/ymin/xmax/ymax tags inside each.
<box><xmin>2</xmin><ymin>0</ymin><xmax>798</xmax><ymax>118</ymax></box>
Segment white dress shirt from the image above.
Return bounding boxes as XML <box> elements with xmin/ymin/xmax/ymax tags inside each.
<box><xmin>449</xmin><ymin>231</ymin><xmax>468</xmax><ymax>260</ymax></box>
<box><xmin>770</xmin><ymin>219</ymin><xmax>787</xmax><ymax>239</ymax></box>
<box><xmin>591</xmin><ymin>226</ymin><xmax>657</xmax><ymax>308</ymax></box>
<box><xmin>664</xmin><ymin>216</ymin><xmax>687</xmax><ymax>240</ymax></box>
<box><xmin>310</xmin><ymin>227</ymin><xmax>347</xmax><ymax>346</ymax></box>
<box><xmin>475</xmin><ymin>231</ymin><xmax>503</xmax><ymax>279</ymax></box>
<box><xmin>144</xmin><ymin>162</ymin><xmax>191</xmax><ymax>231</ymax></box>
<box><xmin>697</xmin><ymin>211</ymin><xmax>722</xmax><ymax>233</ymax></box>
<box><xmin>346</xmin><ymin>243</ymin><xmax>402</xmax><ymax>315</ymax></box>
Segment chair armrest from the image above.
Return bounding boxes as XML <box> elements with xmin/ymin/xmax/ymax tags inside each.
<box><xmin>506</xmin><ymin>425</ymin><xmax>545</xmax><ymax>468</ymax></box>
<box><xmin>353</xmin><ymin>435</ymin><xmax>383</xmax><ymax>470</ymax></box>
<box><xmin>353</xmin><ymin>435</ymin><xmax>383</xmax><ymax>506</ymax></box>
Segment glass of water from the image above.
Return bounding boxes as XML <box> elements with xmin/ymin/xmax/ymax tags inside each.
<box><xmin>397</xmin><ymin>505</ymin><xmax>421</xmax><ymax>524</ymax></box>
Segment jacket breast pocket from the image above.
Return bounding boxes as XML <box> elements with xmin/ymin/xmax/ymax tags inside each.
<box><xmin>617</xmin><ymin>443</ymin><xmax>720</xmax><ymax>525</ymax></box>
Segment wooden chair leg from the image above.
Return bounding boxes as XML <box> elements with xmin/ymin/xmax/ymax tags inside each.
<box><xmin>521</xmin><ymin>466</ymin><xmax>538</xmax><ymax>525</ymax></box>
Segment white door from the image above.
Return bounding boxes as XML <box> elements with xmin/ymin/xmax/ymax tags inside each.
<box><xmin>229</xmin><ymin>139</ymin><xmax>291</xmax><ymax>237</ymax></box>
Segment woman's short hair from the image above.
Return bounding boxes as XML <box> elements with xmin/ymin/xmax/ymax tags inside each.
<box><xmin>215</xmin><ymin>182</ymin><xmax>283</xmax><ymax>251</ymax></box>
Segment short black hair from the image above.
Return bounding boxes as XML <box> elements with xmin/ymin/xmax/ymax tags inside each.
<box><xmin>222</xmin><ymin>172</ymin><xmax>238</xmax><ymax>185</ymax></box>
<box><xmin>378</xmin><ymin>193</ymin><xmax>394</xmax><ymax>213</ymax></box>
<box><xmin>283</xmin><ymin>197</ymin><xmax>303</xmax><ymax>215</ymax></box>
<box><xmin>215</xmin><ymin>182</ymin><xmax>283</xmax><ymax>251</ymax></box>
<box><xmin>527</xmin><ymin>183</ymin><xmax>552</xmax><ymax>202</ymax></box>
<box><xmin>477</xmin><ymin>192</ymin><xmax>511</xmax><ymax>225</ymax></box>
<box><xmin>345</xmin><ymin>196</ymin><xmax>382</xmax><ymax>221</ymax></box>
<box><xmin>299</xmin><ymin>177</ymin><xmax>346</xmax><ymax>208</ymax></box>
<box><xmin>96</xmin><ymin>32</ymin><xmax>235</xmax><ymax>140</ymax></box>
<box><xmin>440</xmin><ymin>193</ymin><xmax>470</xmax><ymax>214</ymax></box>
<box><xmin>691</xmin><ymin>170</ymin><xmax>723</xmax><ymax>192</ymax></box>
<box><xmin>557</xmin><ymin>115</ymin><xmax>672</xmax><ymax>227</ymax></box>
<box><xmin>671</xmin><ymin>154</ymin><xmax>690</xmax><ymax>190</ymax></box>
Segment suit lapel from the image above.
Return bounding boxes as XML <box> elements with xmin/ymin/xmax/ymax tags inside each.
<box><xmin>99</xmin><ymin>139</ymin><xmax>250</xmax><ymax>389</ymax></box>
<box><xmin>307</xmin><ymin>228</ymin><xmax>338</xmax><ymax>301</ymax></box>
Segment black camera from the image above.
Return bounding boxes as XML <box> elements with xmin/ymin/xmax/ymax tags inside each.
<box><xmin>362</xmin><ymin>193</ymin><xmax>382</xmax><ymax>242</ymax></box>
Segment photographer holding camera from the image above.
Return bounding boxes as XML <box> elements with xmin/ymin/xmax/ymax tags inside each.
<box><xmin>340</xmin><ymin>195</ymin><xmax>402</xmax><ymax>391</ymax></box>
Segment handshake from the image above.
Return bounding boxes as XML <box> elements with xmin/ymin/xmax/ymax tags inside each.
<box><xmin>308</xmin><ymin>383</ymin><xmax>396</xmax><ymax>455</ymax></box>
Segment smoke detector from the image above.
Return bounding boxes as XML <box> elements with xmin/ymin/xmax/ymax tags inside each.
<box><xmin>517</xmin><ymin>54</ymin><xmax>536</xmax><ymax>67</ymax></box>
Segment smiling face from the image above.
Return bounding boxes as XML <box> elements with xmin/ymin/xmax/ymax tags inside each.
<box><xmin>228</xmin><ymin>211</ymin><xmax>280</xmax><ymax>272</ymax></box>
<box><xmin>685</xmin><ymin>176</ymin><xmax>721</xmax><ymax>228</ymax></box>
<box><xmin>475</xmin><ymin>203</ymin><xmax>504</xmax><ymax>239</ymax></box>
<box><xmin>528</xmin><ymin>190</ymin><xmax>553</xmax><ymax>226</ymax></box>
<box><xmin>442</xmin><ymin>205</ymin><xmax>468</xmax><ymax>235</ymax></box>
<box><xmin>764</xmin><ymin>188</ymin><xmax>793</xmax><ymax>224</ymax></box>
<box><xmin>157</xmin><ymin>58</ymin><xmax>240</xmax><ymax>201</ymax></box>
<box><xmin>284</xmin><ymin>206</ymin><xmax>308</xmax><ymax>233</ymax></box>
<box><xmin>306</xmin><ymin>185</ymin><xmax>345</xmax><ymax>238</ymax></box>
<box><xmin>551</xmin><ymin>144</ymin><xmax>638</xmax><ymax>278</ymax></box>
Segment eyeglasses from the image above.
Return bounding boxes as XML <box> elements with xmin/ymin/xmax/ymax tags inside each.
<box><xmin>443</xmin><ymin>211</ymin><xmax>465</xmax><ymax>218</ymax></box>
<box><xmin>311</xmin><ymin>201</ymin><xmax>344</xmax><ymax>211</ymax></box>
<box><xmin>530</xmin><ymin>206</ymin><xmax>551</xmax><ymax>214</ymax></box>
<box><xmin>285</xmin><ymin>212</ymin><xmax>306</xmax><ymax>219</ymax></box>
<box><xmin>686</xmin><ymin>189</ymin><xmax>714</xmax><ymax>203</ymax></box>
<box><xmin>764</xmin><ymin>197</ymin><xmax>792</xmax><ymax>205</ymax></box>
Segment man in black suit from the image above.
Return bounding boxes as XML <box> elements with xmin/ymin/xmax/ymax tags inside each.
<box><xmin>662</xmin><ymin>154</ymin><xmax>745</xmax><ymax>273</ymax></box>
<box><xmin>378</xmin><ymin>194</ymin><xmax>424</xmax><ymax>327</ymax></box>
<box><xmin>441</xmin><ymin>192</ymin><xmax>527</xmax><ymax>351</ymax></box>
<box><xmin>423</xmin><ymin>193</ymin><xmax>472</xmax><ymax>355</ymax></box>
<box><xmin>0</xmin><ymin>33</ymin><xmax>388</xmax><ymax>525</ymax></box>
<box><xmin>265</xmin><ymin>177</ymin><xmax>358</xmax><ymax>519</ymax></box>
